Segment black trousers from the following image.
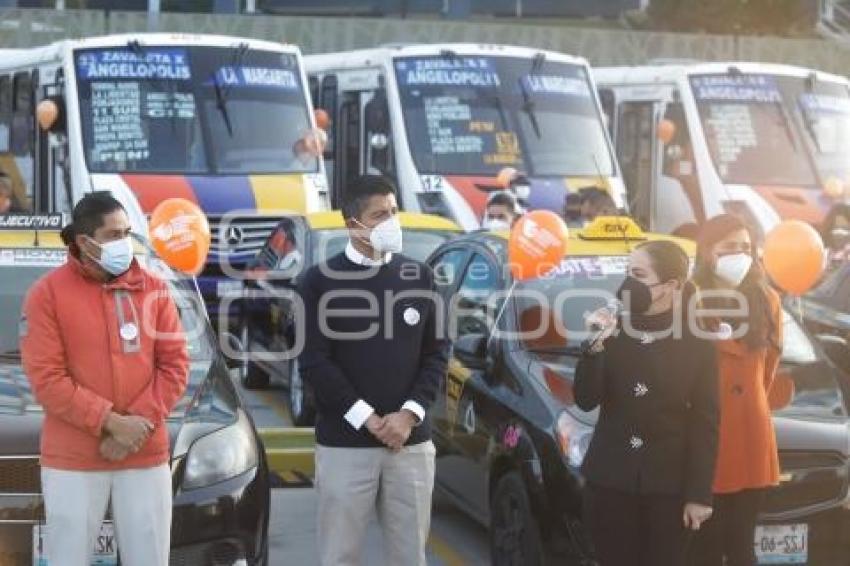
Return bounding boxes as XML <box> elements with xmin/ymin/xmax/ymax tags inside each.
<box><xmin>584</xmin><ymin>483</ymin><xmax>690</xmax><ymax>566</ymax></box>
<box><xmin>689</xmin><ymin>489</ymin><xmax>765</xmax><ymax>566</ymax></box>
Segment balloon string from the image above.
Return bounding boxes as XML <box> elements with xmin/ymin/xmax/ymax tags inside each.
<box><xmin>491</xmin><ymin>280</ymin><xmax>517</xmax><ymax>340</ymax></box>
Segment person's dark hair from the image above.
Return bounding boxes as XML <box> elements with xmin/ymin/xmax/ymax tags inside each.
<box><xmin>635</xmin><ymin>240</ymin><xmax>690</xmax><ymax>286</ymax></box>
<box><xmin>486</xmin><ymin>190</ymin><xmax>520</xmax><ymax>214</ymax></box>
<box><xmin>60</xmin><ymin>192</ymin><xmax>126</xmax><ymax>249</ymax></box>
<box><xmin>341</xmin><ymin>175</ymin><xmax>397</xmax><ymax>220</ymax></box>
<box><xmin>691</xmin><ymin>214</ymin><xmax>777</xmax><ymax>350</ymax></box>
<box><xmin>579</xmin><ymin>187</ymin><xmax>616</xmax><ymax>210</ymax></box>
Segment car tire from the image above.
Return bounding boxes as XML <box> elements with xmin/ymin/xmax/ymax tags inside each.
<box><xmin>287</xmin><ymin>357</ymin><xmax>315</xmax><ymax>426</ymax></box>
<box><xmin>490</xmin><ymin>471</ymin><xmax>545</xmax><ymax>566</ymax></box>
<box><xmin>239</xmin><ymin>327</ymin><xmax>269</xmax><ymax>390</ymax></box>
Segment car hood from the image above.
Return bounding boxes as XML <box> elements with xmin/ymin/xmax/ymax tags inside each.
<box><xmin>0</xmin><ymin>359</ymin><xmax>237</xmax><ymax>457</ymax></box>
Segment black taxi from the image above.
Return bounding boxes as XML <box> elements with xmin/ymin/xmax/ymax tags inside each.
<box><xmin>0</xmin><ymin>219</ymin><xmax>270</xmax><ymax>565</ymax></box>
<box><xmin>427</xmin><ymin>216</ymin><xmax>850</xmax><ymax>565</ymax></box>
<box><xmin>236</xmin><ymin>210</ymin><xmax>461</xmax><ymax>425</ymax></box>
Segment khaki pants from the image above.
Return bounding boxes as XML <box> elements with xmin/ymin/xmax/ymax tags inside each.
<box><xmin>316</xmin><ymin>441</ymin><xmax>436</xmax><ymax>566</ymax></box>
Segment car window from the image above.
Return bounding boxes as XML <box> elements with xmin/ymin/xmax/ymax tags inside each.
<box><xmin>452</xmin><ymin>252</ymin><xmax>501</xmax><ymax>339</ymax></box>
<box><xmin>431</xmin><ymin>248</ymin><xmax>470</xmax><ymax>299</ymax></box>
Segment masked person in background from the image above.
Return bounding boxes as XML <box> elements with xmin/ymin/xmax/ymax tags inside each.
<box><xmin>482</xmin><ymin>190</ymin><xmax>522</xmax><ymax>231</ymax></box>
<box><xmin>688</xmin><ymin>214</ymin><xmax>783</xmax><ymax>566</ymax></box>
<box><xmin>20</xmin><ymin>192</ymin><xmax>189</xmax><ymax>566</ymax></box>
<box><xmin>575</xmin><ymin>240</ymin><xmax>719</xmax><ymax>566</ymax></box>
<box><xmin>299</xmin><ymin>175</ymin><xmax>450</xmax><ymax>566</ymax></box>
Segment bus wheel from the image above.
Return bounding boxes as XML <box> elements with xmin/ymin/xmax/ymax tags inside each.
<box><xmin>288</xmin><ymin>358</ymin><xmax>315</xmax><ymax>426</ymax></box>
<box><xmin>239</xmin><ymin>327</ymin><xmax>269</xmax><ymax>390</ymax></box>
<box><xmin>490</xmin><ymin>471</ymin><xmax>544</xmax><ymax>566</ymax></box>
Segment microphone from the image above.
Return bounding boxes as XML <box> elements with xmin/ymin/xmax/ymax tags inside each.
<box><xmin>584</xmin><ymin>298</ymin><xmax>621</xmax><ymax>353</ymax></box>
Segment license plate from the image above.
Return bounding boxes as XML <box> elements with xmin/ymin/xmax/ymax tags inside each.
<box><xmin>217</xmin><ymin>280</ymin><xmax>244</xmax><ymax>297</ymax></box>
<box><xmin>33</xmin><ymin>522</ymin><xmax>118</xmax><ymax>565</ymax></box>
<box><xmin>755</xmin><ymin>524</ymin><xmax>808</xmax><ymax>564</ymax></box>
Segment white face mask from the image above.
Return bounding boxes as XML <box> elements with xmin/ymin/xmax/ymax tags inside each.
<box><xmin>714</xmin><ymin>253</ymin><xmax>752</xmax><ymax>287</ymax></box>
<box><xmin>91</xmin><ymin>237</ymin><xmax>134</xmax><ymax>276</ymax></box>
<box><xmin>356</xmin><ymin>216</ymin><xmax>403</xmax><ymax>254</ymax></box>
<box><xmin>482</xmin><ymin>218</ymin><xmax>511</xmax><ymax>231</ymax></box>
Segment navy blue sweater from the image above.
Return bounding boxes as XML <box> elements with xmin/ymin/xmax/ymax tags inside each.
<box><xmin>298</xmin><ymin>252</ymin><xmax>450</xmax><ymax>448</ymax></box>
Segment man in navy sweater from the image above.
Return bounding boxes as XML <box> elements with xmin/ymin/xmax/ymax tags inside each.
<box><xmin>299</xmin><ymin>175</ymin><xmax>450</xmax><ymax>566</ymax></box>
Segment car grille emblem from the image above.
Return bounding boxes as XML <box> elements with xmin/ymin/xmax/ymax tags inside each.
<box><xmin>224</xmin><ymin>225</ymin><xmax>245</xmax><ymax>248</ymax></box>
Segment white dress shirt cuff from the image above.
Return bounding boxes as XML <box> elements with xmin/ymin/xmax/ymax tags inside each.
<box><xmin>401</xmin><ymin>400</ymin><xmax>426</xmax><ymax>425</ymax></box>
<box><xmin>344</xmin><ymin>400</ymin><xmax>374</xmax><ymax>431</ymax></box>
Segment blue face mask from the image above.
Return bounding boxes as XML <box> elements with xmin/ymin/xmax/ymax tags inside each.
<box><xmin>93</xmin><ymin>237</ymin><xmax>134</xmax><ymax>276</ymax></box>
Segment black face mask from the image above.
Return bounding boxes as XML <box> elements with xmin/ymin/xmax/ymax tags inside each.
<box><xmin>617</xmin><ymin>276</ymin><xmax>654</xmax><ymax>315</ymax></box>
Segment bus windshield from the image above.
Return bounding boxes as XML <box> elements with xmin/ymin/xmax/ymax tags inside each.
<box><xmin>689</xmin><ymin>73</ymin><xmax>816</xmax><ymax>187</ymax></box>
<box><xmin>75</xmin><ymin>44</ymin><xmax>316</xmax><ymax>175</ymax></box>
<box><xmin>394</xmin><ymin>54</ymin><xmax>614</xmax><ymax>178</ymax></box>
<box><xmin>778</xmin><ymin>77</ymin><xmax>850</xmax><ymax>183</ymax></box>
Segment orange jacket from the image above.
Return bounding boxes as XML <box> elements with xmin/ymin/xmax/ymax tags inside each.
<box><xmin>712</xmin><ymin>288</ymin><xmax>783</xmax><ymax>494</ymax></box>
<box><xmin>21</xmin><ymin>256</ymin><xmax>189</xmax><ymax>471</ymax></box>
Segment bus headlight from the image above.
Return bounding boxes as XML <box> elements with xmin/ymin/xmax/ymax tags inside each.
<box><xmin>555</xmin><ymin>411</ymin><xmax>594</xmax><ymax>468</ymax></box>
<box><xmin>182</xmin><ymin>412</ymin><xmax>259</xmax><ymax>490</ymax></box>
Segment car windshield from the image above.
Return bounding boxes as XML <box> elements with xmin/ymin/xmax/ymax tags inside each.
<box><xmin>689</xmin><ymin>73</ymin><xmax>816</xmax><ymax>187</ymax></box>
<box><xmin>776</xmin><ymin>76</ymin><xmax>850</xmax><ymax>183</ymax></box>
<box><xmin>395</xmin><ymin>54</ymin><xmax>614</xmax><ymax>177</ymax></box>
<box><xmin>513</xmin><ymin>255</ymin><xmax>845</xmax><ymax>420</ymax></box>
<box><xmin>75</xmin><ymin>45</ymin><xmax>316</xmax><ymax>175</ymax></box>
<box><xmin>0</xmin><ymin>250</ymin><xmax>215</xmax><ymax>417</ymax></box>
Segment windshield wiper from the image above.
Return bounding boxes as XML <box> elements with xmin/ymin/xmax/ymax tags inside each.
<box><xmin>212</xmin><ymin>72</ymin><xmax>234</xmax><ymax>137</ymax></box>
<box><xmin>211</xmin><ymin>42</ymin><xmax>250</xmax><ymax>138</ymax></box>
<box><xmin>519</xmin><ymin>53</ymin><xmax>546</xmax><ymax>139</ymax></box>
<box><xmin>0</xmin><ymin>350</ymin><xmax>21</xmax><ymax>363</ymax></box>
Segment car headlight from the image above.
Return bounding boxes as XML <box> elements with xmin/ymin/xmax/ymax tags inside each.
<box><xmin>182</xmin><ymin>412</ymin><xmax>259</xmax><ymax>490</ymax></box>
<box><xmin>555</xmin><ymin>411</ymin><xmax>594</xmax><ymax>468</ymax></box>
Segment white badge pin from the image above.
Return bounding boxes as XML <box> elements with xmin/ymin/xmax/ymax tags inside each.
<box><xmin>717</xmin><ymin>322</ymin><xmax>733</xmax><ymax>341</ymax></box>
<box><xmin>403</xmin><ymin>307</ymin><xmax>421</xmax><ymax>326</ymax></box>
<box><xmin>120</xmin><ymin>322</ymin><xmax>139</xmax><ymax>341</ymax></box>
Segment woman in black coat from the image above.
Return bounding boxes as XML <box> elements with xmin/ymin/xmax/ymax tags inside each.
<box><xmin>575</xmin><ymin>240</ymin><xmax>720</xmax><ymax>566</ymax></box>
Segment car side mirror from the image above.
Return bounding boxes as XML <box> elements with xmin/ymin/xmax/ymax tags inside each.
<box><xmin>816</xmin><ymin>333</ymin><xmax>850</xmax><ymax>370</ymax></box>
<box><xmin>453</xmin><ymin>333</ymin><xmax>488</xmax><ymax>370</ymax></box>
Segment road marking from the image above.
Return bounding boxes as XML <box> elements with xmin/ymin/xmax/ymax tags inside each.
<box><xmin>427</xmin><ymin>532</ymin><xmax>469</xmax><ymax>566</ymax></box>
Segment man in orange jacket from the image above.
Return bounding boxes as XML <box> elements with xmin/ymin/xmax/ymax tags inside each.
<box><xmin>20</xmin><ymin>192</ymin><xmax>189</xmax><ymax>566</ymax></box>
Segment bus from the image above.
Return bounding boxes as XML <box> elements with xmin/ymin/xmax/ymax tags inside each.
<box><xmin>305</xmin><ymin>44</ymin><xmax>625</xmax><ymax>230</ymax></box>
<box><xmin>595</xmin><ymin>62</ymin><xmax>850</xmax><ymax>244</ymax></box>
<box><xmin>0</xmin><ymin>33</ymin><xmax>327</xmax><ymax>324</ymax></box>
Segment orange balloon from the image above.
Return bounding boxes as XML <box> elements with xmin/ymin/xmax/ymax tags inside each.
<box><xmin>763</xmin><ymin>220</ymin><xmax>826</xmax><ymax>296</ymax></box>
<box><xmin>37</xmin><ymin>99</ymin><xmax>59</xmax><ymax>131</ymax></box>
<box><xmin>657</xmin><ymin>119</ymin><xmax>676</xmax><ymax>144</ymax></box>
<box><xmin>149</xmin><ymin>198</ymin><xmax>211</xmax><ymax>276</ymax></box>
<box><xmin>509</xmin><ymin>210</ymin><xmax>570</xmax><ymax>281</ymax></box>
<box><xmin>314</xmin><ymin>108</ymin><xmax>330</xmax><ymax>131</ymax></box>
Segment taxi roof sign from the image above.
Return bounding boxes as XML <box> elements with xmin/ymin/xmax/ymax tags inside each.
<box><xmin>578</xmin><ymin>216</ymin><xmax>646</xmax><ymax>241</ymax></box>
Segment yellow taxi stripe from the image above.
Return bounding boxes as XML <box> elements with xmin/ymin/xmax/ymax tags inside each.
<box><xmin>250</xmin><ymin>175</ymin><xmax>307</xmax><ymax>213</ymax></box>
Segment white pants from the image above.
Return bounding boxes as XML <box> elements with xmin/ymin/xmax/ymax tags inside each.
<box><xmin>316</xmin><ymin>442</ymin><xmax>436</xmax><ymax>566</ymax></box>
<box><xmin>41</xmin><ymin>465</ymin><xmax>172</xmax><ymax>566</ymax></box>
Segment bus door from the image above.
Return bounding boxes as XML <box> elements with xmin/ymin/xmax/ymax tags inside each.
<box><xmin>34</xmin><ymin>65</ymin><xmax>73</xmax><ymax>216</ymax></box>
<box><xmin>314</xmin><ymin>70</ymin><xmax>394</xmax><ymax>209</ymax></box>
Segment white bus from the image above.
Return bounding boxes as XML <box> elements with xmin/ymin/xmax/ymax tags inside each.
<box><xmin>305</xmin><ymin>44</ymin><xmax>625</xmax><ymax>230</ymax></box>
<box><xmin>595</xmin><ymin>62</ymin><xmax>850</xmax><ymax>242</ymax></box>
<box><xmin>0</xmin><ymin>33</ymin><xmax>326</xmax><ymax>319</ymax></box>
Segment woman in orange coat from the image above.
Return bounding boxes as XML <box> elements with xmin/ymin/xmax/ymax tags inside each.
<box><xmin>689</xmin><ymin>214</ymin><xmax>783</xmax><ymax>566</ymax></box>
